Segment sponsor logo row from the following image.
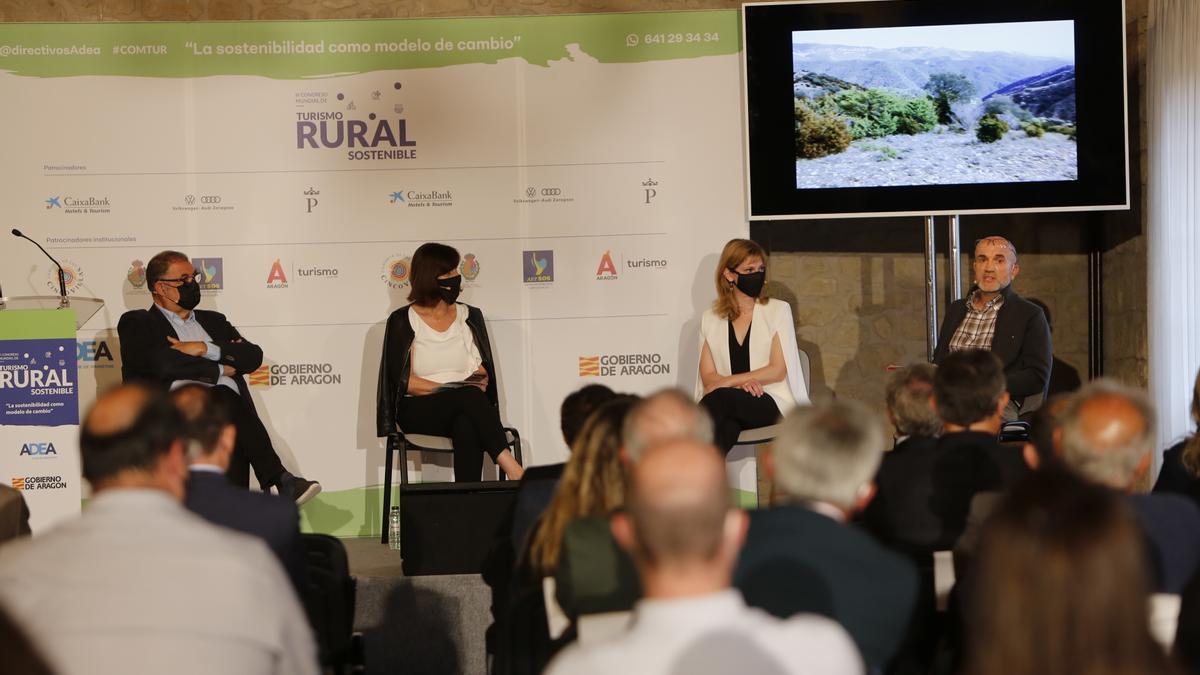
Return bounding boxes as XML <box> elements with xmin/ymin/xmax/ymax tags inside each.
<box><xmin>39</xmin><ymin>178</ymin><xmax>660</xmax><ymax>219</ymax></box>
<box><xmin>52</xmin><ymin>249</ymin><xmax>667</xmax><ymax>296</ymax></box>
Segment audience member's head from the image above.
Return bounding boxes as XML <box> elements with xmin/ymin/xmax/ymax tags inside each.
<box><xmin>611</xmin><ymin>438</ymin><xmax>743</xmax><ymax>595</ymax></box>
<box><xmin>80</xmin><ymin>384</ymin><xmax>186</xmax><ymax>499</ymax></box>
<box><xmin>1022</xmin><ymin>394</ymin><xmax>1071</xmax><ymax>470</ymax></box>
<box><xmin>885</xmin><ymin>363</ymin><xmax>942</xmax><ymax>439</ymax></box>
<box><xmin>622</xmin><ymin>388</ymin><xmax>714</xmax><ymax>462</ymax></box>
<box><xmin>934</xmin><ymin>349</ymin><xmax>1008</xmax><ymax>432</ymax></box>
<box><xmin>965</xmin><ymin>468</ymin><xmax>1169</xmax><ymax>675</ymax></box>
<box><xmin>170</xmin><ymin>384</ymin><xmax>237</xmax><ymax>469</ymax></box>
<box><xmin>1059</xmin><ymin>379</ymin><xmax>1155</xmax><ymax>491</ymax></box>
<box><xmin>560</xmin><ymin>384</ymin><xmax>616</xmax><ymax>448</ymax></box>
<box><xmin>1181</xmin><ymin>367</ymin><xmax>1200</xmax><ymax>478</ymax></box>
<box><xmin>529</xmin><ymin>395</ymin><xmax>639</xmax><ymax>575</ymax></box>
<box><xmin>769</xmin><ymin>400</ymin><xmax>885</xmax><ymax>515</ymax></box>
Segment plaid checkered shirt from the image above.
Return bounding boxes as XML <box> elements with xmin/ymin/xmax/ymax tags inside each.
<box><xmin>948</xmin><ymin>289</ymin><xmax>1006</xmax><ymax>352</ymax></box>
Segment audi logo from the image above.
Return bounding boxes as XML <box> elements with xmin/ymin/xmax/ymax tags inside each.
<box><xmin>200</xmin><ymin>195</ymin><xmax>222</xmax><ymax>204</ymax></box>
<box><xmin>540</xmin><ymin>188</ymin><xmax>562</xmax><ymax>196</ymax></box>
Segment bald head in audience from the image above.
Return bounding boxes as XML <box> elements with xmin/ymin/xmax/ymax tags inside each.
<box><xmin>611</xmin><ymin>438</ymin><xmax>745</xmax><ymax>597</ymax></box>
<box><xmin>622</xmin><ymin>388</ymin><xmax>715</xmax><ymax>461</ymax></box>
<box><xmin>80</xmin><ymin>384</ymin><xmax>187</xmax><ymax>499</ymax></box>
<box><xmin>1059</xmin><ymin>380</ymin><xmax>1156</xmax><ymax>491</ymax></box>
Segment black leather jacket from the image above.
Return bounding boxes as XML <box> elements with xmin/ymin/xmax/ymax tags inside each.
<box><xmin>375</xmin><ymin>303</ymin><xmax>499</xmax><ymax>437</ymax></box>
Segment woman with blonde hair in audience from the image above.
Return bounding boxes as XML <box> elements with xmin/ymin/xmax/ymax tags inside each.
<box><xmin>524</xmin><ymin>395</ymin><xmax>639</xmax><ymax>577</ymax></box>
<box><xmin>964</xmin><ymin>468</ymin><xmax>1177</xmax><ymax>675</ymax></box>
<box><xmin>1154</xmin><ymin>366</ymin><xmax>1200</xmax><ymax>506</ymax></box>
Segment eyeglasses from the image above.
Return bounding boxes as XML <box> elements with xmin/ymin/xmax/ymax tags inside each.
<box><xmin>157</xmin><ymin>274</ymin><xmax>197</xmax><ymax>285</ymax></box>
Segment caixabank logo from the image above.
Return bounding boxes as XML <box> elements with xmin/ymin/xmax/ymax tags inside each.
<box><xmin>579</xmin><ymin>353</ymin><xmax>671</xmax><ymax>377</ymax></box>
<box><xmin>18</xmin><ymin>442</ymin><xmax>58</xmax><ymax>459</ymax></box>
<box><xmin>44</xmin><ymin>195</ymin><xmax>112</xmax><ymax>214</ymax></box>
<box><xmin>295</xmin><ymin>82</ymin><xmax>416</xmax><ymax>162</ymax></box>
<box><xmin>11</xmin><ymin>475</ymin><xmax>68</xmax><ymax>491</ymax></box>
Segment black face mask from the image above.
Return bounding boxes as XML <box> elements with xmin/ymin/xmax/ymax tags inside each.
<box><xmin>733</xmin><ymin>270</ymin><xmax>766</xmax><ymax>298</ymax></box>
<box><xmin>438</xmin><ymin>275</ymin><xmax>462</xmax><ymax>305</ymax></box>
<box><xmin>174</xmin><ymin>280</ymin><xmax>201</xmax><ymax>310</ymax></box>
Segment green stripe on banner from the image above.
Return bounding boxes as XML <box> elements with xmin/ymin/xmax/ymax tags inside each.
<box><xmin>0</xmin><ymin>11</ymin><xmax>739</xmax><ymax>80</ymax></box>
<box><xmin>0</xmin><ymin>309</ymin><xmax>76</xmax><ymax>340</ymax></box>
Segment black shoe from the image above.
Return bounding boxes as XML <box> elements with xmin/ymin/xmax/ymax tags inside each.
<box><xmin>275</xmin><ymin>471</ymin><xmax>321</xmax><ymax>506</ymax></box>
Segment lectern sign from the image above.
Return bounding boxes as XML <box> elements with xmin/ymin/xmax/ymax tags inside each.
<box><xmin>0</xmin><ymin>313</ymin><xmax>78</xmax><ymax>427</ymax></box>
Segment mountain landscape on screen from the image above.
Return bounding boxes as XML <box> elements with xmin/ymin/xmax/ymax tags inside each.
<box><xmin>791</xmin><ymin>21</ymin><xmax>1077</xmax><ymax>189</ymax></box>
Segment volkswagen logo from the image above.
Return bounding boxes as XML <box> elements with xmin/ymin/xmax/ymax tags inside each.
<box><xmin>184</xmin><ymin>195</ymin><xmax>196</xmax><ymax>205</ymax></box>
<box><xmin>525</xmin><ymin>187</ymin><xmax>536</xmax><ymax>199</ymax></box>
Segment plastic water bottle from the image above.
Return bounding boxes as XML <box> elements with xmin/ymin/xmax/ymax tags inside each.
<box><xmin>388</xmin><ymin>506</ymin><xmax>402</xmax><ymax>552</ymax></box>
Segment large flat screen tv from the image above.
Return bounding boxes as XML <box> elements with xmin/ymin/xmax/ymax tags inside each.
<box><xmin>743</xmin><ymin>0</ymin><xmax>1129</xmax><ymax>220</ymax></box>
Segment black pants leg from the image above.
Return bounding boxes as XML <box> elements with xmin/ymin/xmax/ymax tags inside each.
<box><xmin>210</xmin><ymin>384</ymin><xmax>286</xmax><ymax>489</ymax></box>
<box><xmin>699</xmin><ymin>387</ymin><xmax>782</xmax><ymax>455</ymax></box>
<box><xmin>396</xmin><ymin>387</ymin><xmax>510</xmax><ymax>481</ymax></box>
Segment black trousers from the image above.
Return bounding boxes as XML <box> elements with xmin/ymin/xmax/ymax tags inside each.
<box><xmin>700</xmin><ymin>387</ymin><xmax>781</xmax><ymax>455</ymax></box>
<box><xmin>210</xmin><ymin>384</ymin><xmax>286</xmax><ymax>489</ymax></box>
<box><xmin>396</xmin><ymin>386</ymin><xmax>510</xmax><ymax>481</ymax></box>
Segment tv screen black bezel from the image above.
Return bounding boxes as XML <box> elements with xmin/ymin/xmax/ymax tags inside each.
<box><xmin>742</xmin><ymin>0</ymin><xmax>1130</xmax><ymax>220</ymax></box>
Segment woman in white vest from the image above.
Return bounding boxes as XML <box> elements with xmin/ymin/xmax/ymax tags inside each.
<box><xmin>696</xmin><ymin>239</ymin><xmax>809</xmax><ymax>454</ymax></box>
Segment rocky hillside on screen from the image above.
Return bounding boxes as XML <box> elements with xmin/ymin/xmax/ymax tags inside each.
<box><xmin>792</xmin><ymin>43</ymin><xmax>1071</xmax><ymax>100</ymax></box>
<box><xmin>985</xmin><ymin>64</ymin><xmax>1076</xmax><ymax>123</ymax></box>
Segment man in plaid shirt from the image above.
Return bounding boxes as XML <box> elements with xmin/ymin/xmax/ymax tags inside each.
<box><xmin>933</xmin><ymin>236</ymin><xmax>1052</xmax><ymax>420</ymax></box>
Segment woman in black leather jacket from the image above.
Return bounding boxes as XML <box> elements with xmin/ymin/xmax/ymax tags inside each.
<box><xmin>376</xmin><ymin>242</ymin><xmax>523</xmax><ymax>481</ymax></box>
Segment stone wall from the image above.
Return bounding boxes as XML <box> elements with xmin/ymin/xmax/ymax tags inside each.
<box><xmin>769</xmin><ymin>251</ymin><xmax>1090</xmax><ymax>412</ymax></box>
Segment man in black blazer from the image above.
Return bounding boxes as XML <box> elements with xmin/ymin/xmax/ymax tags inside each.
<box><xmin>735</xmin><ymin>400</ymin><xmax>918</xmax><ymax>669</ymax></box>
<box><xmin>118</xmin><ymin>251</ymin><xmax>319</xmax><ymax>503</ymax></box>
<box><xmin>866</xmin><ymin>350</ymin><xmax>1027</xmax><ymax>555</ymax></box>
<box><xmin>171</xmin><ymin>384</ymin><xmax>307</xmax><ymax>592</ymax></box>
<box><xmin>933</xmin><ymin>236</ymin><xmax>1051</xmax><ymax>419</ymax></box>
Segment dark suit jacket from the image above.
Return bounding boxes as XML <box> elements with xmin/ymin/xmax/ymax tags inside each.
<box><xmin>864</xmin><ymin>431</ymin><xmax>1027</xmax><ymax>554</ymax></box>
<box><xmin>1129</xmin><ymin>493</ymin><xmax>1200</xmax><ymax>594</ymax></box>
<box><xmin>735</xmin><ymin>505</ymin><xmax>919</xmax><ymax>668</ymax></box>
<box><xmin>184</xmin><ymin>469</ymin><xmax>306</xmax><ymax>592</ymax></box>
<box><xmin>1154</xmin><ymin>439</ymin><xmax>1200</xmax><ymax>508</ymax></box>
<box><xmin>0</xmin><ymin>486</ymin><xmax>31</xmax><ymax>543</ymax></box>
<box><xmin>933</xmin><ymin>285</ymin><xmax>1052</xmax><ymax>404</ymax></box>
<box><xmin>117</xmin><ymin>305</ymin><xmax>264</xmax><ymax>404</ymax></box>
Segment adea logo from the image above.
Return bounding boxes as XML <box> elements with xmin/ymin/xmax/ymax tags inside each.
<box><xmin>77</xmin><ymin>340</ymin><xmax>115</xmax><ymax>369</ymax></box>
<box><xmin>596</xmin><ymin>251</ymin><xmax>618</xmax><ymax>280</ymax></box>
<box><xmin>19</xmin><ymin>442</ymin><xmax>57</xmax><ymax>458</ymax></box>
<box><xmin>267</xmin><ymin>259</ymin><xmax>289</xmax><ymax>289</ymax></box>
<box><xmin>460</xmin><ymin>253</ymin><xmax>481</xmax><ymax>282</ymax></box>
<box><xmin>381</xmin><ymin>254</ymin><xmax>411</xmax><ymax>289</ymax></box>
<box><xmin>46</xmin><ymin>259</ymin><xmax>84</xmax><ymax>295</ymax></box>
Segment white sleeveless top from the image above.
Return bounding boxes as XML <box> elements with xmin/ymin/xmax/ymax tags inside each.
<box><xmin>408</xmin><ymin>305</ymin><xmax>483</xmax><ymax>384</ymax></box>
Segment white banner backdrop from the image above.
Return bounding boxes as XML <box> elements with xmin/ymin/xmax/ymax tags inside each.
<box><xmin>0</xmin><ymin>13</ymin><xmax>748</xmax><ymax>534</ymax></box>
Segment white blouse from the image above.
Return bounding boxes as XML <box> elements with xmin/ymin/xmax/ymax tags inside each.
<box><xmin>696</xmin><ymin>298</ymin><xmax>810</xmax><ymax>415</ymax></box>
<box><xmin>408</xmin><ymin>305</ymin><xmax>483</xmax><ymax>384</ymax></box>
